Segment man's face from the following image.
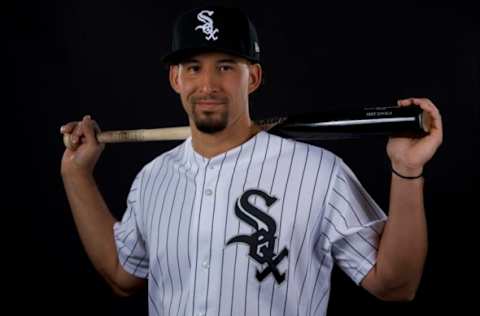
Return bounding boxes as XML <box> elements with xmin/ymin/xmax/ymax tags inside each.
<box><xmin>169</xmin><ymin>52</ymin><xmax>261</xmax><ymax>134</ymax></box>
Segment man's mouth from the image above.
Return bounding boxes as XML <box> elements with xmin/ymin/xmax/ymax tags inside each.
<box><xmin>194</xmin><ymin>100</ymin><xmax>226</xmax><ymax>110</ymax></box>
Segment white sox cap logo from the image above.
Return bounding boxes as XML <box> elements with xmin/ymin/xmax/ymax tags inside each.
<box><xmin>195</xmin><ymin>10</ymin><xmax>219</xmax><ymax>41</ymax></box>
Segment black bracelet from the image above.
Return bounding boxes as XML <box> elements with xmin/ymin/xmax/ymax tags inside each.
<box><xmin>391</xmin><ymin>167</ymin><xmax>423</xmax><ymax>179</ymax></box>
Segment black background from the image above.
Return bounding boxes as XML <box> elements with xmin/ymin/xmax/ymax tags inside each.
<box><xmin>9</xmin><ymin>0</ymin><xmax>478</xmax><ymax>315</ymax></box>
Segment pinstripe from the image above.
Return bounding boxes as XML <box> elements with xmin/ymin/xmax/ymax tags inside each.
<box><xmin>144</xmin><ymin>155</ymin><xmax>166</xmax><ymax>230</ymax></box>
<box><xmin>269</xmin><ymin>141</ymin><xmax>296</xmax><ymax>316</ymax></box>
<box><xmin>294</xmin><ymin>148</ymin><xmax>323</xmax><ymax>273</ymax></box>
<box><xmin>327</xmin><ymin>202</ymin><xmax>379</xmax><ymax>250</ymax></box>
<box><xmin>217</xmin><ymin>145</ymin><xmax>243</xmax><ymax>315</ymax></box>
<box><xmin>336</xmin><ymin>174</ymin><xmax>382</xmax><ymax>222</ymax></box>
<box><xmin>126</xmin><ymin>175</ymin><xmax>150</xmax><ymax>275</ymax></box>
<box><xmin>192</xmin><ymin>159</ymin><xmax>210</xmax><ymax>315</ymax></box>
<box><xmin>174</xmin><ymin>162</ymin><xmax>196</xmax><ymax>316</ymax></box>
<box><xmin>142</xmin><ymin>156</ymin><xmax>158</xmax><ymax>225</ymax></box>
<box><xmin>282</xmin><ymin>145</ymin><xmax>309</xmax><ymax>315</ymax></box>
<box><xmin>298</xmin><ymin>231</ymin><xmax>332</xmax><ymax>316</ymax></box>
<box><xmin>300</xmin><ymin>158</ymin><xmax>337</xmax><ymax>316</ymax></box>
<box><xmin>332</xmin><ymin>188</ymin><xmax>365</xmax><ymax>225</ymax></box>
<box><xmin>114</xmin><ymin>208</ymin><xmax>134</xmax><ymax>240</ymax></box>
<box><xmin>166</xmin><ymin>159</ymin><xmax>189</xmax><ymax>316</ymax></box>
<box><xmin>258</xmin><ymin>137</ymin><xmax>283</xmax><ymax>316</ymax></box>
<box><xmin>119</xmin><ymin>228</ymin><xmax>135</xmax><ymax>246</ymax></box>
<box><xmin>149</xmin><ymin>151</ymin><xmax>183</xmax><ymax>303</ymax></box>
<box><xmin>307</xmin><ymin>254</ymin><xmax>327</xmax><ymax>316</ymax></box>
<box><xmin>147</xmin><ymin>152</ymin><xmax>183</xmax><ymax>306</ymax></box>
<box><xmin>135</xmin><ymin>151</ymin><xmax>178</xmax><ymax>311</ymax></box>
<box><xmin>306</xmin><ymin>156</ymin><xmax>337</xmax><ymax>265</ymax></box>
<box><xmin>149</xmin><ymin>292</ymin><xmax>161</xmax><ymax>316</ymax></box>
<box><xmin>229</xmin><ymin>136</ymin><xmax>258</xmax><ymax>316</ymax></box>
<box><xmin>182</xmin><ymin>157</ymin><xmax>200</xmax><ymax>316</ymax></box>
<box><xmin>188</xmin><ymin>151</ymin><xmax>202</xmax><ymax>268</ymax></box>
<box><xmin>276</xmin><ymin>142</ymin><xmax>298</xmax><ymax>252</ymax></box>
<box><xmin>313</xmin><ymin>287</ymin><xmax>330</xmax><ymax>316</ymax></box>
<box><xmin>294</xmin><ymin>148</ymin><xmax>322</xmax><ymax>316</ymax></box>
<box><xmin>332</xmin><ymin>187</ymin><xmax>381</xmax><ymax>235</ymax></box>
<box><xmin>205</xmin><ymin>153</ymin><xmax>227</xmax><ymax>313</ymax></box>
<box><xmin>182</xmin><ymin>278</ymin><xmax>190</xmax><ymax>316</ymax></box>
<box><xmin>323</xmin><ymin>217</ymin><xmax>374</xmax><ymax>265</ymax></box>
<box><xmin>114</xmin><ymin>228</ymin><xmax>128</xmax><ymax>241</ymax></box>
<box><xmin>155</xmin><ymin>152</ymin><xmax>184</xmax><ymax>315</ymax></box>
<box><xmin>310</xmin><ymin>236</ymin><xmax>333</xmax><ymax>316</ymax></box>
<box><xmin>147</xmin><ymin>151</ymin><xmax>178</xmax><ymax>242</ymax></box>
<box><xmin>249</xmin><ymin>133</ymin><xmax>270</xmax><ymax>316</ymax></box>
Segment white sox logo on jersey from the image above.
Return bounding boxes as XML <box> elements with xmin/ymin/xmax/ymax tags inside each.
<box><xmin>195</xmin><ymin>10</ymin><xmax>219</xmax><ymax>41</ymax></box>
<box><xmin>227</xmin><ymin>189</ymin><xmax>289</xmax><ymax>284</ymax></box>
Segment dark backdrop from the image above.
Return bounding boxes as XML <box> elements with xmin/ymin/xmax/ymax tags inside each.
<box><xmin>10</xmin><ymin>0</ymin><xmax>478</xmax><ymax>315</ymax></box>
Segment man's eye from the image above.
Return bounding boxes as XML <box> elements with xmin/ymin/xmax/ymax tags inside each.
<box><xmin>187</xmin><ymin>65</ymin><xmax>200</xmax><ymax>72</ymax></box>
<box><xmin>219</xmin><ymin>65</ymin><xmax>233</xmax><ymax>71</ymax></box>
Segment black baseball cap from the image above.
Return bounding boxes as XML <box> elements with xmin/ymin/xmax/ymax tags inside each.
<box><xmin>161</xmin><ymin>5</ymin><xmax>261</xmax><ymax>65</ymax></box>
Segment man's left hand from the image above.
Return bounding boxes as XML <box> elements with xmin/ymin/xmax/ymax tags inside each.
<box><xmin>387</xmin><ymin>98</ymin><xmax>443</xmax><ymax>177</ymax></box>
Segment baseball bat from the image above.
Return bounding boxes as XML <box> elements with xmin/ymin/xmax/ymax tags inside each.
<box><xmin>63</xmin><ymin>105</ymin><xmax>431</xmax><ymax>149</ymax></box>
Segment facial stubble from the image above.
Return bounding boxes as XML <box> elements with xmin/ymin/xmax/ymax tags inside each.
<box><xmin>191</xmin><ymin>103</ymin><xmax>229</xmax><ymax>134</ymax></box>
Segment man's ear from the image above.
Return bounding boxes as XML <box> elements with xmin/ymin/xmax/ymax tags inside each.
<box><xmin>169</xmin><ymin>65</ymin><xmax>180</xmax><ymax>93</ymax></box>
<box><xmin>248</xmin><ymin>63</ymin><xmax>263</xmax><ymax>94</ymax></box>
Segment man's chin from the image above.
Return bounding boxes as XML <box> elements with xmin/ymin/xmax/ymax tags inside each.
<box><xmin>192</xmin><ymin>111</ymin><xmax>228</xmax><ymax>134</ymax></box>
<box><xmin>195</xmin><ymin>121</ymin><xmax>227</xmax><ymax>134</ymax></box>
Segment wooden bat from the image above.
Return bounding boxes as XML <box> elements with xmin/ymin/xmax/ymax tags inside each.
<box><xmin>62</xmin><ymin>120</ymin><xmax>282</xmax><ymax>150</ymax></box>
<box><xmin>63</xmin><ymin>105</ymin><xmax>431</xmax><ymax>150</ymax></box>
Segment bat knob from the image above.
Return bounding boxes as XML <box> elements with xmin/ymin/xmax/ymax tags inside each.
<box><xmin>420</xmin><ymin>110</ymin><xmax>432</xmax><ymax>134</ymax></box>
<box><xmin>63</xmin><ymin>133</ymin><xmax>79</xmax><ymax>150</ymax></box>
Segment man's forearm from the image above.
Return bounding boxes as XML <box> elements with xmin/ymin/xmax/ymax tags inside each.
<box><xmin>375</xmin><ymin>173</ymin><xmax>427</xmax><ymax>295</ymax></box>
<box><xmin>62</xmin><ymin>172</ymin><xmax>120</xmax><ymax>285</ymax></box>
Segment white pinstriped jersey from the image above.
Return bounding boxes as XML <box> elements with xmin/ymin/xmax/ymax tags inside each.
<box><xmin>114</xmin><ymin>130</ymin><xmax>387</xmax><ymax>316</ymax></box>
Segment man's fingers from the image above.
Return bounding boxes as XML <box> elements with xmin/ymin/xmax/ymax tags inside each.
<box><xmin>397</xmin><ymin>98</ymin><xmax>414</xmax><ymax>106</ymax></box>
<box><xmin>60</xmin><ymin>115</ymin><xmax>103</xmax><ymax>150</ymax></box>
<box><xmin>408</xmin><ymin>98</ymin><xmax>442</xmax><ymax>123</ymax></box>
<box><xmin>397</xmin><ymin>98</ymin><xmax>441</xmax><ymax>117</ymax></box>
<box><xmin>82</xmin><ymin>115</ymin><xmax>99</xmax><ymax>143</ymax></box>
<box><xmin>407</xmin><ymin>98</ymin><xmax>443</xmax><ymax>143</ymax></box>
<box><xmin>60</xmin><ymin>121</ymin><xmax>78</xmax><ymax>134</ymax></box>
<box><xmin>397</xmin><ymin>97</ymin><xmax>443</xmax><ymax>138</ymax></box>
<box><xmin>70</xmin><ymin>121</ymin><xmax>84</xmax><ymax>144</ymax></box>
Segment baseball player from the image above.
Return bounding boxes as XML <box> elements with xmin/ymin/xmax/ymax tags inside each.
<box><xmin>60</xmin><ymin>5</ymin><xmax>443</xmax><ymax>316</ymax></box>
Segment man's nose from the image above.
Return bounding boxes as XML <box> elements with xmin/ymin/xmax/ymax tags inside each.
<box><xmin>198</xmin><ymin>69</ymin><xmax>220</xmax><ymax>93</ymax></box>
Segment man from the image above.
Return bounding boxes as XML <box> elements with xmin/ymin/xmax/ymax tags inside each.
<box><xmin>60</xmin><ymin>5</ymin><xmax>443</xmax><ymax>316</ymax></box>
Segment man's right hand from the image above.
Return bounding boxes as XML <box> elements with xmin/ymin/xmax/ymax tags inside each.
<box><xmin>60</xmin><ymin>115</ymin><xmax>105</xmax><ymax>177</ymax></box>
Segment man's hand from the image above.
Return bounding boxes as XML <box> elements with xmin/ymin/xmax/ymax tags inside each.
<box><xmin>60</xmin><ymin>115</ymin><xmax>105</xmax><ymax>177</ymax></box>
<box><xmin>387</xmin><ymin>98</ymin><xmax>443</xmax><ymax>176</ymax></box>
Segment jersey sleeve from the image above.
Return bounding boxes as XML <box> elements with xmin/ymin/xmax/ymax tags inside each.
<box><xmin>113</xmin><ymin>171</ymin><xmax>149</xmax><ymax>279</ymax></box>
<box><xmin>321</xmin><ymin>157</ymin><xmax>387</xmax><ymax>285</ymax></box>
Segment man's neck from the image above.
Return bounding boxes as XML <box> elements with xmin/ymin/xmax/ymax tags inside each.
<box><xmin>190</xmin><ymin>116</ymin><xmax>261</xmax><ymax>159</ymax></box>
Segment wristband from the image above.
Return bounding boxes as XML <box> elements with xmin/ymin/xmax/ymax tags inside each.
<box><xmin>391</xmin><ymin>167</ymin><xmax>423</xmax><ymax>179</ymax></box>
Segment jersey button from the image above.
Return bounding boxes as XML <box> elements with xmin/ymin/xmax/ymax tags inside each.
<box><xmin>209</xmin><ymin>165</ymin><xmax>215</xmax><ymax>170</ymax></box>
<box><xmin>202</xmin><ymin>261</ymin><xmax>210</xmax><ymax>269</ymax></box>
<box><xmin>198</xmin><ymin>312</ymin><xmax>206</xmax><ymax>316</ymax></box>
<box><xmin>205</xmin><ymin>188</ymin><xmax>213</xmax><ymax>196</ymax></box>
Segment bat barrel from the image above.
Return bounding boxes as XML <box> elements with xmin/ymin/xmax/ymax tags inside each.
<box><xmin>268</xmin><ymin>105</ymin><xmax>429</xmax><ymax>140</ymax></box>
